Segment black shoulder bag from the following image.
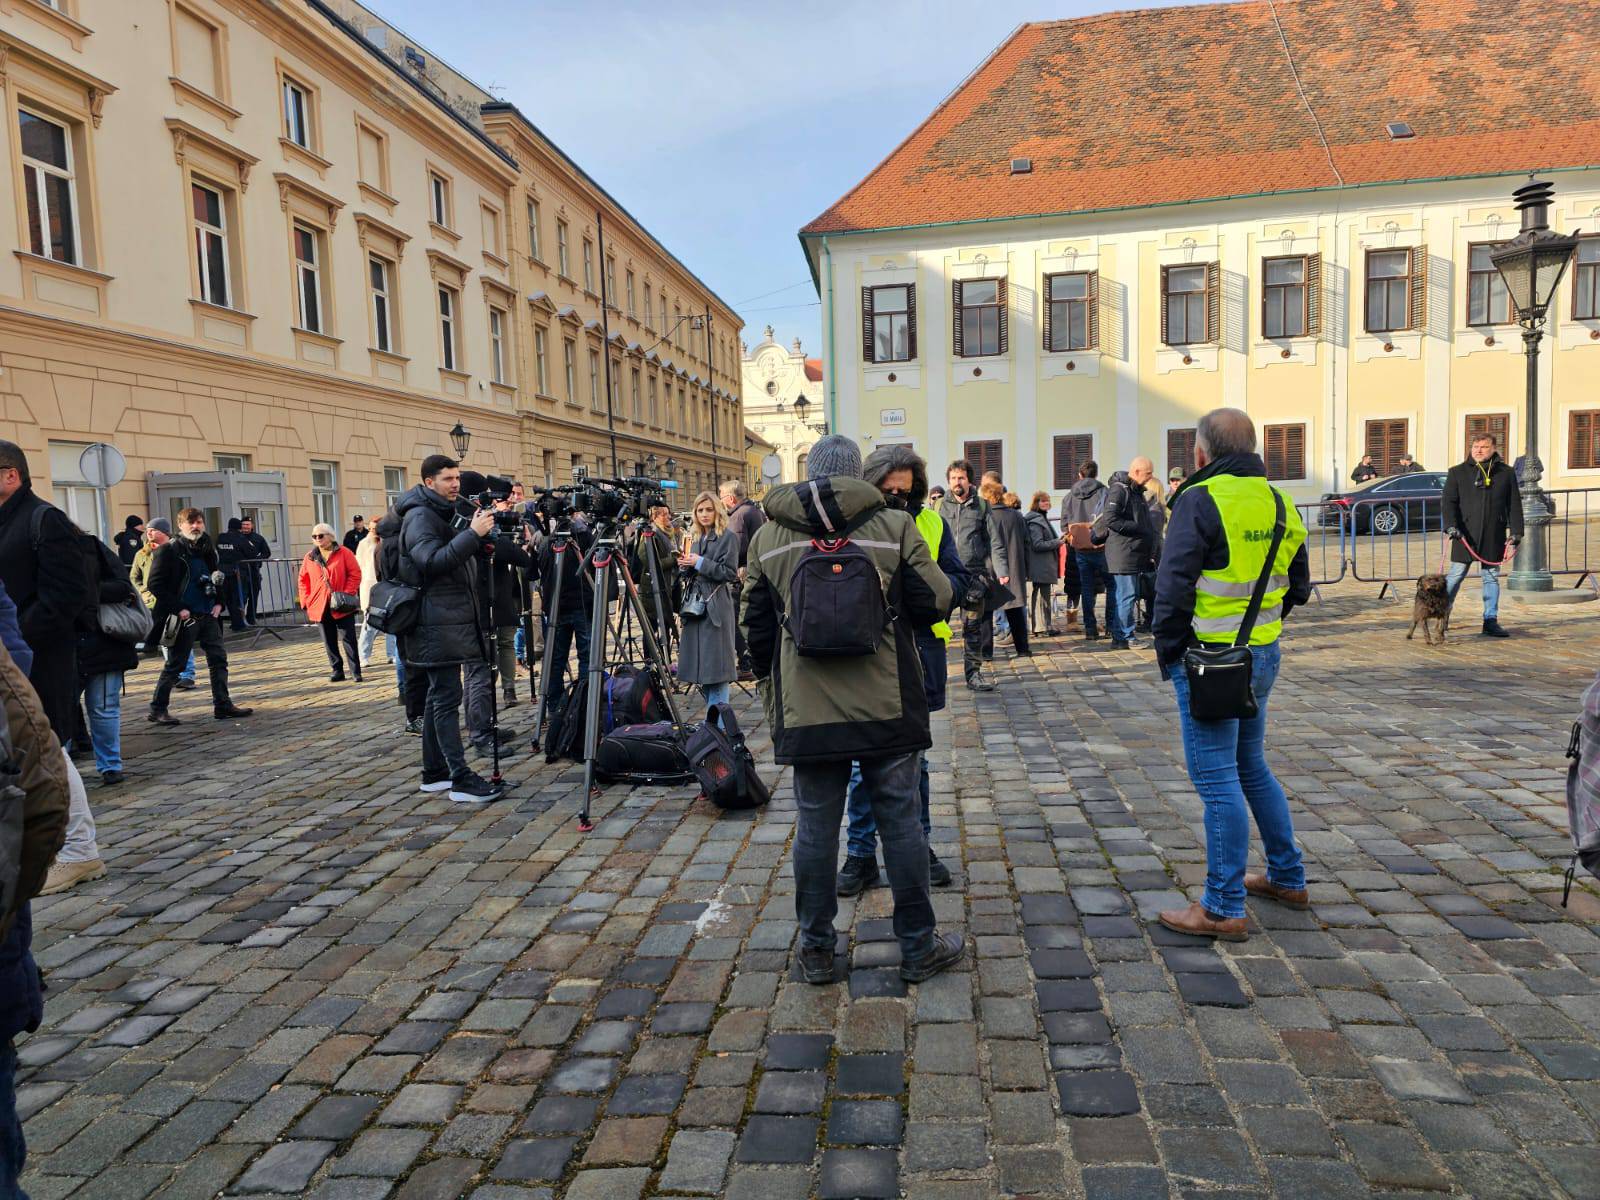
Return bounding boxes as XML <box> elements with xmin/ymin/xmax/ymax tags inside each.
<box><xmin>1181</xmin><ymin>488</ymin><xmax>1286</xmax><ymax>723</ymax></box>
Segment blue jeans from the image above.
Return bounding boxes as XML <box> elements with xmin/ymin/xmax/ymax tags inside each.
<box><xmin>793</xmin><ymin>751</ymin><xmax>934</xmax><ymax>963</ymax></box>
<box><xmin>845</xmin><ymin>753</ymin><xmax>931</xmax><ymax>859</ymax></box>
<box><xmin>83</xmin><ymin>671</ymin><xmax>123</xmax><ymax>774</ymax></box>
<box><xmin>1168</xmin><ymin>641</ymin><xmax>1303</xmax><ymax>919</ymax></box>
<box><xmin>1074</xmin><ymin>551</ymin><xmax>1115</xmax><ymax>637</ymax></box>
<box><xmin>1445</xmin><ymin>561</ymin><xmax>1499</xmax><ymax>620</ymax></box>
<box><xmin>0</xmin><ymin>1041</ymin><xmax>26</xmax><ymax>1199</ymax></box>
<box><xmin>387</xmin><ymin>635</ymin><xmax>405</xmax><ymax>690</ymax></box>
<box><xmin>514</xmin><ymin>626</ymin><xmax>527</xmax><ymax>662</ymax></box>
<box><xmin>1112</xmin><ymin>573</ymin><xmax>1141</xmax><ymax>642</ymax></box>
<box><xmin>700</xmin><ymin>682</ymin><xmax>730</xmax><ymax>710</ymax></box>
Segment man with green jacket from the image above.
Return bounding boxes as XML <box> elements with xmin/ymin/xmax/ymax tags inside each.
<box><xmin>742</xmin><ymin>435</ymin><xmax>965</xmax><ymax>986</ymax></box>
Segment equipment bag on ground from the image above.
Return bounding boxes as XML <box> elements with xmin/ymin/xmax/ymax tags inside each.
<box><xmin>604</xmin><ymin>665</ymin><xmax>669</xmax><ymax>728</ymax></box>
<box><xmin>686</xmin><ymin>702</ymin><xmax>770</xmax><ymax>811</ymax></box>
<box><xmin>1563</xmin><ymin>669</ymin><xmax>1600</xmax><ymax>904</ymax></box>
<box><xmin>595</xmin><ymin>721</ymin><xmax>694</xmax><ymax>785</ymax></box>
<box><xmin>544</xmin><ymin>672</ymin><xmax>622</xmax><ymax>764</ymax></box>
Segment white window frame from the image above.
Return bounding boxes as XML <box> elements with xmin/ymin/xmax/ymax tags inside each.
<box><xmin>490</xmin><ymin>306</ymin><xmax>508</xmax><ymax>385</ymax></box>
<box><xmin>557</xmin><ymin>220</ymin><xmax>570</xmax><ymax>277</ymax></box>
<box><xmin>383</xmin><ymin>465</ymin><xmax>405</xmax><ymax>511</ymax></box>
<box><xmin>563</xmin><ymin>338</ymin><xmax>577</xmax><ymax>400</ymax></box>
<box><xmin>438</xmin><ymin>285</ymin><xmax>458</xmax><ymax>372</ymax></box>
<box><xmin>192</xmin><ymin>179</ymin><xmax>231</xmax><ymax>307</ymax></box>
<box><xmin>310</xmin><ymin>459</ymin><xmax>339</xmax><ymax>530</ymax></box>
<box><xmin>282</xmin><ymin>77</ymin><xmax>312</xmax><ymax>148</ymax></box>
<box><xmin>582</xmin><ymin>238</ymin><xmax>595</xmax><ymax>292</ymax></box>
<box><xmin>369</xmin><ymin>254</ymin><xmax>393</xmax><ymax>352</ymax></box>
<box><xmin>293</xmin><ymin>222</ymin><xmax>323</xmax><ymax>333</ymax></box>
<box><xmin>588</xmin><ymin>348</ymin><xmax>601</xmax><ymax>411</ymax></box>
<box><xmin>18</xmin><ymin>106</ymin><xmax>79</xmax><ymax>265</ymax></box>
<box><xmin>527</xmin><ymin>198</ymin><xmax>541</xmax><ymax>261</ymax></box>
<box><xmin>532</xmin><ymin>323</ymin><xmax>547</xmax><ymax>392</ymax></box>
<box><xmin>429</xmin><ymin>172</ymin><xmax>450</xmax><ymax>228</ymax></box>
<box><xmin>213</xmin><ymin>452</ymin><xmax>250</xmax><ymax>471</ymax></box>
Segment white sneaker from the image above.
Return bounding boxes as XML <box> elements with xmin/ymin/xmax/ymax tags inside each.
<box><xmin>419</xmin><ymin>777</ymin><xmax>452</xmax><ymax>793</ymax></box>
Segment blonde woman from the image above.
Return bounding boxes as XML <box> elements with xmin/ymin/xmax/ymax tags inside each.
<box><xmin>674</xmin><ymin>490</ymin><xmax>740</xmax><ymax>709</ymax></box>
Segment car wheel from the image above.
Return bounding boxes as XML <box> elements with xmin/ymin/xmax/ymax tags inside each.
<box><xmin>1372</xmin><ymin>506</ymin><xmax>1401</xmax><ymax>535</ymax></box>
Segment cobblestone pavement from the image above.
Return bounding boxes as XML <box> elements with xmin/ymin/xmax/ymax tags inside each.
<box><xmin>17</xmin><ymin>582</ymin><xmax>1600</xmax><ymax>1199</ymax></box>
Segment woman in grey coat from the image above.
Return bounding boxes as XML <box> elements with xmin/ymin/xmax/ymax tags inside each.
<box><xmin>675</xmin><ymin>490</ymin><xmax>740</xmax><ymax>708</ymax></box>
<box><xmin>1022</xmin><ymin>490</ymin><xmax>1064</xmax><ymax>636</ymax></box>
<box><xmin>980</xmin><ymin>482</ymin><xmax>1030</xmax><ymax>657</ymax></box>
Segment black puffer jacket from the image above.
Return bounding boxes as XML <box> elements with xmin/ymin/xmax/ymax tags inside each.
<box><xmin>1442</xmin><ymin>454</ymin><xmax>1523</xmax><ymax>566</ymax></box>
<box><xmin>76</xmin><ymin>534</ymin><xmax>140</xmax><ymax>677</ymax></box>
<box><xmin>395</xmin><ymin>484</ymin><xmax>485</xmax><ymax>667</ymax></box>
<box><xmin>1102</xmin><ymin>471</ymin><xmax>1156</xmax><ymax>574</ymax></box>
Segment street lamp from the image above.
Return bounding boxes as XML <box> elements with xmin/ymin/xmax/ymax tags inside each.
<box><xmin>448</xmin><ymin>421</ymin><xmax>471</xmax><ymax>458</ymax></box>
<box><xmin>663</xmin><ymin>456</ymin><xmax>677</xmax><ymax>480</ymax></box>
<box><xmin>1490</xmin><ymin>178</ymin><xmax>1581</xmax><ymax>595</ymax></box>
<box><xmin>645</xmin><ymin>452</ymin><xmax>659</xmax><ymax>478</ymax></box>
<box><xmin>792</xmin><ymin>395</ymin><xmax>830</xmax><ymax>436</ymax></box>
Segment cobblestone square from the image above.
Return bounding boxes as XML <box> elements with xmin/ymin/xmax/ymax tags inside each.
<box><xmin>18</xmin><ymin>584</ymin><xmax>1600</xmax><ymax>1198</ymax></box>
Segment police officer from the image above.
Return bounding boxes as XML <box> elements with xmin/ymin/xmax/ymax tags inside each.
<box><xmin>1151</xmin><ymin>408</ymin><xmax>1311</xmax><ymax>941</ymax></box>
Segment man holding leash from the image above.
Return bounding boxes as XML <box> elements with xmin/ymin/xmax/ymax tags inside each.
<box><xmin>1443</xmin><ymin>431</ymin><xmax>1523</xmax><ymax>639</ymax></box>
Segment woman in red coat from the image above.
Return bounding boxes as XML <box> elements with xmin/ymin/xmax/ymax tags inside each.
<box><xmin>299</xmin><ymin>524</ymin><xmax>363</xmax><ymax>682</ymax></box>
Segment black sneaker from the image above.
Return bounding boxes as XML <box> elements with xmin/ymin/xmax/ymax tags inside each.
<box><xmin>473</xmin><ymin>738</ymin><xmax>522</xmax><ymax>760</ymax></box>
<box><xmin>174</xmin><ymin>679</ymin><xmax>196</xmax><ymax>690</ymax></box>
<box><xmin>799</xmin><ymin>947</ymin><xmax>835</xmax><ymax>985</ymax></box>
<box><xmin>1109</xmin><ymin>640</ymin><xmax>1131</xmax><ymax>650</ymax></box>
<box><xmin>900</xmin><ymin>931</ymin><xmax>966</xmax><ymax>983</ymax></box>
<box><xmin>449</xmin><ymin>772</ymin><xmax>505</xmax><ymax>804</ymax></box>
<box><xmin>836</xmin><ymin>855</ymin><xmax>879</xmax><ymax>896</ymax></box>
<box><xmin>1482</xmin><ymin>618</ymin><xmax>1510</xmax><ymax>638</ymax></box>
<box><xmin>928</xmin><ymin>849</ymin><xmax>952</xmax><ymax>887</ymax></box>
<box><xmin>146</xmin><ymin>709</ymin><xmax>180</xmax><ymax>726</ymax></box>
<box><xmin>100</xmin><ymin>770</ymin><xmax>125</xmax><ymax>787</ymax></box>
<box><xmin>329</xmin><ymin>671</ymin><xmax>346</xmax><ymax>683</ymax></box>
<box><xmin>404</xmin><ymin>716</ymin><xmax>424</xmax><ymax>736</ymax></box>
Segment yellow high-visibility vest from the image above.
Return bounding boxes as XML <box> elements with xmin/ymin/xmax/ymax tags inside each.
<box><xmin>1186</xmin><ymin>474</ymin><xmax>1305</xmax><ymax>646</ymax></box>
<box><xmin>915</xmin><ymin>505</ymin><xmax>952</xmax><ymax>642</ymax></box>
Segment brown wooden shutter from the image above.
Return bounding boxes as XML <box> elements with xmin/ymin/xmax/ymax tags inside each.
<box><xmin>1206</xmin><ymin>261</ymin><xmax>1221</xmax><ymax>344</ymax></box>
<box><xmin>951</xmin><ymin>280</ymin><xmax>963</xmax><ymax>357</ymax></box>
<box><xmin>1286</xmin><ymin>424</ymin><xmax>1305</xmax><ymax>479</ymax></box>
<box><xmin>1041</xmin><ymin>273</ymin><xmax>1054</xmax><ymax>351</ymax></box>
<box><xmin>1052</xmin><ymin>434</ymin><xmax>1093</xmax><ymax>489</ymax></box>
<box><xmin>1167</xmin><ymin>428</ymin><xmax>1196</xmax><ymax>478</ymax></box>
<box><xmin>1365</xmin><ymin>418</ymin><xmax>1409</xmax><ymax>475</ymax></box>
<box><xmin>1408</xmin><ymin>246</ymin><xmax>1427</xmax><ymax>330</ymax></box>
<box><xmin>1088</xmin><ymin>271</ymin><xmax>1100</xmax><ymax>350</ymax></box>
<box><xmin>997</xmin><ymin>277</ymin><xmax>1009</xmax><ymax>354</ymax></box>
<box><xmin>861</xmin><ymin>287</ymin><xmax>875</xmax><ymax>364</ymax></box>
<box><xmin>964</xmin><ymin>439</ymin><xmax>1002</xmax><ymax>480</ymax></box>
<box><xmin>1159</xmin><ymin>265</ymin><xmax>1171</xmax><ymax>345</ymax></box>
<box><xmin>906</xmin><ymin>284</ymin><xmax>917</xmax><ymax>360</ymax></box>
<box><xmin>1306</xmin><ymin>253</ymin><xmax>1322</xmax><ymax>336</ymax></box>
<box><xmin>1265</xmin><ymin>425</ymin><xmax>1284</xmax><ymax>480</ymax></box>
<box><xmin>1571</xmin><ymin>411</ymin><xmax>1598</xmax><ymax>470</ymax></box>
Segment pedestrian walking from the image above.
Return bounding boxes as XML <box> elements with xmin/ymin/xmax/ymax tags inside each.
<box><xmin>1141</xmin><ymin>473</ymin><xmax>1168</xmax><ymax>631</ymax></box>
<box><xmin>979</xmin><ymin>480</ymin><xmax>1029</xmax><ymax>657</ymax></box>
<box><xmin>677</xmin><ymin>491</ymin><xmax>740</xmax><ymax>710</ymax></box>
<box><xmin>837</xmin><ymin>444</ymin><xmax>967</xmax><ymax>897</ymax></box>
<box><xmin>355</xmin><ymin>525</ymin><xmax>382</xmax><ymax>667</ymax></box>
<box><xmin>114</xmin><ymin>515</ymin><xmax>144</xmax><ymax>567</ymax></box>
<box><xmin>1443</xmin><ymin>431</ymin><xmax>1522</xmax><ymax>638</ymax></box>
<box><xmin>1060</xmin><ymin>460</ymin><xmax>1114</xmax><ymax>641</ymax></box>
<box><xmin>76</xmin><ymin>530</ymin><xmax>142</xmax><ymax>786</ymax></box>
<box><xmin>395</xmin><ymin>455</ymin><xmax>502</xmax><ymax>803</ymax></box>
<box><xmin>1023</xmin><ymin>491</ymin><xmax>1063</xmax><ymax>636</ymax></box>
<box><xmin>743</xmin><ymin>434</ymin><xmax>965</xmax><ymax>985</ymax></box>
<box><xmin>1101</xmin><ymin>456</ymin><xmax>1157</xmax><ymax>649</ymax></box>
<box><xmin>146</xmin><ymin>508</ymin><xmax>253</xmax><ymax>724</ymax></box>
<box><xmin>299</xmin><ymin>525</ymin><xmax>363</xmax><ymax>682</ymax></box>
<box><xmin>0</xmin><ymin>628</ymin><xmax>71</xmax><ymax>1197</ymax></box>
<box><xmin>1154</xmin><ymin>408</ymin><xmax>1311</xmax><ymax>941</ymax></box>
<box><xmin>938</xmin><ymin>460</ymin><xmax>1004</xmax><ymax>692</ymax></box>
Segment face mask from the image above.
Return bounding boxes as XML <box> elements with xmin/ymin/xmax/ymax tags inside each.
<box><xmin>882</xmin><ymin>492</ymin><xmax>909</xmax><ymax>511</ymax></box>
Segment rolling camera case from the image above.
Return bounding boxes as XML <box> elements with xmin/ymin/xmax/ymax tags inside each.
<box><xmin>594</xmin><ymin>722</ymin><xmax>694</xmax><ymax>784</ymax></box>
<box><xmin>686</xmin><ymin>703</ymin><xmax>770</xmax><ymax>811</ymax></box>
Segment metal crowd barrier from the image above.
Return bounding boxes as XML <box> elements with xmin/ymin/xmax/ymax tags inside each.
<box><xmin>238</xmin><ymin>557</ymin><xmax>306</xmax><ymax>646</ymax></box>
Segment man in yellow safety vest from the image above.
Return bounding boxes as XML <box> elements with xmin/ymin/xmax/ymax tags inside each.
<box><xmin>1153</xmin><ymin>408</ymin><xmax>1312</xmax><ymax>942</ymax></box>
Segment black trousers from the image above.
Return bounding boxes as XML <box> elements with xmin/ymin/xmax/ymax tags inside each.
<box><xmin>152</xmin><ymin>613</ymin><xmax>230</xmax><ymax>712</ymax></box>
<box><xmin>403</xmin><ymin>656</ymin><xmax>428</xmax><ymax>720</ymax></box>
<box><xmin>1002</xmin><ymin>608</ymin><xmax>1030</xmax><ymax>654</ymax></box>
<box><xmin>421</xmin><ymin>664</ymin><xmax>468</xmax><ymax>781</ymax></box>
<box><xmin>321</xmin><ymin>611</ymin><xmax>360</xmax><ymax>676</ymax></box>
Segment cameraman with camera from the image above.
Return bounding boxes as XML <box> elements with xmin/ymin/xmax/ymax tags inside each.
<box><xmin>146</xmin><ymin>508</ymin><xmax>253</xmax><ymax>724</ymax></box>
<box><xmin>395</xmin><ymin>455</ymin><xmax>503</xmax><ymax>803</ymax></box>
<box><xmin>455</xmin><ymin>472</ymin><xmax>533</xmax><ymax>756</ymax></box>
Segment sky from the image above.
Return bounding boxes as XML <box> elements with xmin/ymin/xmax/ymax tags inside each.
<box><xmin>377</xmin><ymin>0</ymin><xmax>1200</xmax><ymax>358</ymax></box>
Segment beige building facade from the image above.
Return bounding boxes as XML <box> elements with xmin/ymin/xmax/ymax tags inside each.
<box><xmin>740</xmin><ymin>326</ymin><xmax>828</xmax><ymax>485</ymax></box>
<box><xmin>0</xmin><ymin>0</ymin><xmax>740</xmax><ymax>555</ymax></box>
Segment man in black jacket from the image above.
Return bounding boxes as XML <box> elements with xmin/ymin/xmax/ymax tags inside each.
<box><xmin>396</xmin><ymin>455</ymin><xmax>502</xmax><ymax>802</ymax></box>
<box><xmin>1351</xmin><ymin>455</ymin><xmax>1379</xmax><ymax>483</ymax></box>
<box><xmin>1101</xmin><ymin>457</ymin><xmax>1157</xmax><ymax>650</ymax></box>
<box><xmin>0</xmin><ymin>441</ymin><xmax>91</xmax><ymax>743</ymax></box>
<box><xmin>146</xmin><ymin>508</ymin><xmax>252</xmax><ymax>724</ymax></box>
<box><xmin>938</xmin><ymin>460</ymin><xmax>1002</xmax><ymax>693</ymax></box>
<box><xmin>1443</xmin><ymin>432</ymin><xmax>1523</xmax><ymax>638</ymax></box>
<box><xmin>536</xmin><ymin>515</ymin><xmax>595</xmax><ymax>711</ymax></box>
<box><xmin>456</xmin><ymin>474</ymin><xmax>533</xmax><ymax>753</ymax></box>
<box><xmin>213</xmin><ymin>517</ymin><xmax>248</xmax><ymax>631</ymax></box>
<box><xmin>234</xmin><ymin>517</ymin><xmax>271</xmax><ymax>626</ymax></box>
<box><xmin>343</xmin><ymin>516</ymin><xmax>367</xmax><ymax>554</ymax></box>
<box><xmin>114</xmin><ymin>515</ymin><xmax>144</xmax><ymax>567</ymax></box>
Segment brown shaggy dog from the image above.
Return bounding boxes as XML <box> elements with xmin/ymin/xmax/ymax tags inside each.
<box><xmin>1407</xmin><ymin>574</ymin><xmax>1453</xmax><ymax>644</ymax></box>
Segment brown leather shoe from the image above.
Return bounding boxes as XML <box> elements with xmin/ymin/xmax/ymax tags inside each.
<box><xmin>1159</xmin><ymin>902</ymin><xmax>1249</xmax><ymax>942</ymax></box>
<box><xmin>1244</xmin><ymin>874</ymin><xmax>1310</xmax><ymax>910</ymax></box>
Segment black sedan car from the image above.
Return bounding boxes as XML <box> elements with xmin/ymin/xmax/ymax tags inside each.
<box><xmin>1320</xmin><ymin>472</ymin><xmax>1447</xmax><ymax>534</ymax></box>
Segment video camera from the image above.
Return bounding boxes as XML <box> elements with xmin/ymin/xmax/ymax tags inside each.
<box><xmin>570</xmin><ymin>475</ymin><xmax>669</xmax><ymax>526</ymax></box>
<box><xmin>454</xmin><ymin>472</ymin><xmax>526</xmax><ymax>535</ymax></box>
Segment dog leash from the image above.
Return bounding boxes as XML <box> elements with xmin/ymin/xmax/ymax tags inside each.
<box><xmin>1438</xmin><ymin>538</ymin><xmax>1516</xmax><ymax>574</ymax></box>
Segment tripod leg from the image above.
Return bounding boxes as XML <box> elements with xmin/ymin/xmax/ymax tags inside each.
<box><xmin>644</xmin><ymin>538</ymin><xmax>674</xmax><ymax>660</ymax></box>
<box><xmin>579</xmin><ymin>550</ymin><xmax>612</xmax><ymax>831</ymax></box>
<box><xmin>486</xmin><ymin>624</ymin><xmax>502</xmax><ymax>784</ymax></box>
<box><xmin>529</xmin><ymin>546</ymin><xmax>566</xmax><ymax>752</ymax></box>
<box><xmin>618</xmin><ymin>557</ymin><xmax>686</xmax><ymax>728</ymax></box>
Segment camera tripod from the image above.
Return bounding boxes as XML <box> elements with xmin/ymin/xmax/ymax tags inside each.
<box><xmin>612</xmin><ymin>518</ymin><xmax>677</xmax><ymax>665</ymax></box>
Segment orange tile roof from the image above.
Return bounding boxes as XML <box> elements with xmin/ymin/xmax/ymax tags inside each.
<box><xmin>804</xmin><ymin>357</ymin><xmax>824</xmax><ymax>382</ymax></box>
<box><xmin>802</xmin><ymin>0</ymin><xmax>1600</xmax><ymax>237</ymax></box>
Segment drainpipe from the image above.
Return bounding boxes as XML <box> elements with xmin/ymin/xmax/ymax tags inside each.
<box><xmin>822</xmin><ymin>236</ymin><xmax>836</xmax><ymax>429</ymax></box>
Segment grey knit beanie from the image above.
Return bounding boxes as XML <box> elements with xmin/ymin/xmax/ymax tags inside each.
<box><xmin>806</xmin><ymin>434</ymin><xmax>862</xmax><ymax>480</ymax></box>
<box><xmin>147</xmin><ymin>517</ymin><xmax>172</xmax><ymax>535</ymax></box>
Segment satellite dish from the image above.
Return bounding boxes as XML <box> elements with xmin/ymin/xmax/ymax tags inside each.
<box><xmin>760</xmin><ymin>453</ymin><xmax>782</xmax><ymax>483</ymax></box>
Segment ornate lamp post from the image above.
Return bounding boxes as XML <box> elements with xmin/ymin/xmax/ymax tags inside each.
<box><xmin>1489</xmin><ymin>179</ymin><xmax>1580</xmax><ymax>594</ymax></box>
<box><xmin>448</xmin><ymin>421</ymin><xmax>471</xmax><ymax>458</ymax></box>
<box><xmin>792</xmin><ymin>394</ymin><xmax>830</xmax><ymax>436</ymax></box>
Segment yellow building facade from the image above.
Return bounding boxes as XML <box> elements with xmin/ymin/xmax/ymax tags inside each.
<box><xmin>0</xmin><ymin>0</ymin><xmax>739</xmax><ymax>554</ymax></box>
<box><xmin>800</xmin><ymin>3</ymin><xmax>1600</xmax><ymax>507</ymax></box>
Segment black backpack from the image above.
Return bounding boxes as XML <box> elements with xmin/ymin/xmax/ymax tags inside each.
<box><xmin>595</xmin><ymin>721</ymin><xmax>694</xmax><ymax>785</ymax></box>
<box><xmin>685</xmin><ymin>703</ymin><xmax>770</xmax><ymax>811</ymax></box>
<box><xmin>780</xmin><ymin>537</ymin><xmax>892</xmax><ymax>658</ymax></box>
<box><xmin>544</xmin><ymin>672</ymin><xmax>619</xmax><ymax>764</ymax></box>
<box><xmin>604</xmin><ymin>665</ymin><xmax>669</xmax><ymax>728</ymax></box>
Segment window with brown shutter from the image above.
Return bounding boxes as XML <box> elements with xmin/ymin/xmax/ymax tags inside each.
<box><xmin>963</xmin><ymin>439</ymin><xmax>1003</xmax><ymax>480</ymax></box>
<box><xmin>1262</xmin><ymin>256</ymin><xmax>1308</xmax><ymax>338</ymax></box>
<box><xmin>1162</xmin><ymin>263</ymin><xmax>1214</xmax><ymax>345</ymax></box>
<box><xmin>1263</xmin><ymin>423</ymin><xmax>1306</xmax><ymax>481</ymax></box>
<box><xmin>1365</xmin><ymin>249</ymin><xmax>1413</xmax><ymax>333</ymax></box>
<box><xmin>862</xmin><ymin>284</ymin><xmax>915</xmax><ymax>363</ymax></box>
<box><xmin>1051</xmin><ymin>434</ymin><xmax>1094</xmax><ymax>489</ymax></box>
<box><xmin>1043</xmin><ymin>272</ymin><xmax>1096</xmax><ymax>352</ymax></box>
<box><xmin>954</xmin><ymin>278</ymin><xmax>1006</xmax><ymax>357</ymax></box>
<box><xmin>1167</xmin><ymin>428</ymin><xmax>1197</xmax><ymax>478</ymax></box>
<box><xmin>1467</xmin><ymin>242</ymin><xmax>1513</xmax><ymax>326</ymax></box>
<box><xmin>1364</xmin><ymin>418</ymin><xmax>1410</xmax><ymax>476</ymax></box>
<box><xmin>1407</xmin><ymin>246</ymin><xmax>1428</xmax><ymax>330</ymax></box>
<box><xmin>1569</xmin><ymin>410</ymin><xmax>1600</xmax><ymax>470</ymax></box>
<box><xmin>1464</xmin><ymin>413</ymin><xmax>1509</xmax><ymax>459</ymax></box>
